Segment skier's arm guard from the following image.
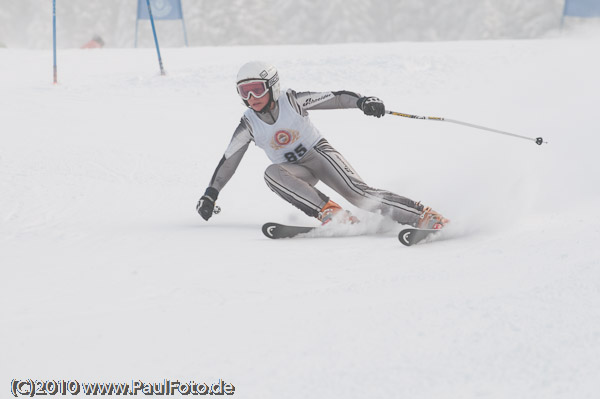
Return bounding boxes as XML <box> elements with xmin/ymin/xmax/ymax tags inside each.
<box><xmin>207</xmin><ymin>119</ymin><xmax>252</xmax><ymax>192</ymax></box>
<box><xmin>208</xmin><ymin>145</ymin><xmax>249</xmax><ymax>192</ymax></box>
<box><xmin>290</xmin><ymin>89</ymin><xmax>363</xmax><ymax>113</ymax></box>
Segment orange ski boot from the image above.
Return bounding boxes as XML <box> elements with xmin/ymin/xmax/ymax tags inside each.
<box><xmin>417</xmin><ymin>206</ymin><xmax>449</xmax><ymax>230</ymax></box>
<box><xmin>318</xmin><ymin>200</ymin><xmax>359</xmax><ymax>226</ymax></box>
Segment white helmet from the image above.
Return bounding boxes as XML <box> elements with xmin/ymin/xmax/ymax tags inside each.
<box><xmin>236</xmin><ymin>61</ymin><xmax>280</xmax><ymax>107</ymax></box>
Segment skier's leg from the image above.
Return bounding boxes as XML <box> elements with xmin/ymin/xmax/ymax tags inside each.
<box><xmin>310</xmin><ymin>139</ymin><xmax>424</xmax><ymax>226</ymax></box>
<box><xmin>264</xmin><ymin>162</ymin><xmax>329</xmax><ymax>218</ymax></box>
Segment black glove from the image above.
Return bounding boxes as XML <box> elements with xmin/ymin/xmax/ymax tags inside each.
<box><xmin>358</xmin><ymin>96</ymin><xmax>385</xmax><ymax>118</ymax></box>
<box><xmin>196</xmin><ymin>187</ymin><xmax>219</xmax><ymax>221</ymax></box>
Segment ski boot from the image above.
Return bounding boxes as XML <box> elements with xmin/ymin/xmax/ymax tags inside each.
<box><xmin>318</xmin><ymin>200</ymin><xmax>359</xmax><ymax>226</ymax></box>
<box><xmin>416</xmin><ymin>205</ymin><xmax>449</xmax><ymax>230</ymax></box>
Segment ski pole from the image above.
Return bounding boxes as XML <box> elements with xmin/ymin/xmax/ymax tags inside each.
<box><xmin>386</xmin><ymin>110</ymin><xmax>546</xmax><ymax>146</ymax></box>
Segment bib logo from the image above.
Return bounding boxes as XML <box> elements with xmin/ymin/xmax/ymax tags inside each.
<box><xmin>270</xmin><ymin>130</ymin><xmax>300</xmax><ymax>150</ymax></box>
<box><xmin>149</xmin><ymin>0</ymin><xmax>173</xmax><ymax>18</ymax></box>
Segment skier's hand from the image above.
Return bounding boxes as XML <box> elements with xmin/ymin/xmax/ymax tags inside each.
<box><xmin>196</xmin><ymin>187</ymin><xmax>219</xmax><ymax>221</ymax></box>
<box><xmin>358</xmin><ymin>96</ymin><xmax>385</xmax><ymax>118</ymax></box>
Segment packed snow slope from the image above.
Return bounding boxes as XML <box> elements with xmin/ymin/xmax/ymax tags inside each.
<box><xmin>2</xmin><ymin>35</ymin><xmax>600</xmax><ymax>398</ymax></box>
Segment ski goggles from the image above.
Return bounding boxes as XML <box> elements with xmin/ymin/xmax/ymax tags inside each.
<box><xmin>237</xmin><ymin>80</ymin><xmax>269</xmax><ymax>100</ymax></box>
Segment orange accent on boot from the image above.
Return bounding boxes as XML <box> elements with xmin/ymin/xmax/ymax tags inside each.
<box><xmin>417</xmin><ymin>206</ymin><xmax>449</xmax><ymax>229</ymax></box>
<box><xmin>320</xmin><ymin>200</ymin><xmax>342</xmax><ymax>215</ymax></box>
<box><xmin>318</xmin><ymin>200</ymin><xmax>342</xmax><ymax>225</ymax></box>
<box><xmin>318</xmin><ymin>200</ymin><xmax>359</xmax><ymax>225</ymax></box>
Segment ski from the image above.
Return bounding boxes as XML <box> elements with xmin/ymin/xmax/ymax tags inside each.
<box><xmin>262</xmin><ymin>222</ymin><xmax>316</xmax><ymax>239</ymax></box>
<box><xmin>398</xmin><ymin>228</ymin><xmax>441</xmax><ymax>246</ymax></box>
<box><xmin>263</xmin><ymin>222</ymin><xmax>446</xmax><ymax>245</ymax></box>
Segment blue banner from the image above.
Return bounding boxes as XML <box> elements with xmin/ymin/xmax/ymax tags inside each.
<box><xmin>137</xmin><ymin>0</ymin><xmax>183</xmax><ymax>20</ymax></box>
<box><xmin>563</xmin><ymin>0</ymin><xmax>600</xmax><ymax>17</ymax></box>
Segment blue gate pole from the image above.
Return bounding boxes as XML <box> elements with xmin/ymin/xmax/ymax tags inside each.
<box><xmin>53</xmin><ymin>0</ymin><xmax>57</xmax><ymax>84</ymax></box>
<box><xmin>181</xmin><ymin>15</ymin><xmax>189</xmax><ymax>47</ymax></box>
<box><xmin>561</xmin><ymin>0</ymin><xmax>567</xmax><ymax>30</ymax></box>
<box><xmin>145</xmin><ymin>0</ymin><xmax>165</xmax><ymax>75</ymax></box>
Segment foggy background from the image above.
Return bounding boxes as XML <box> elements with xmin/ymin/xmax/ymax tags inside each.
<box><xmin>0</xmin><ymin>0</ymin><xmax>584</xmax><ymax>49</ymax></box>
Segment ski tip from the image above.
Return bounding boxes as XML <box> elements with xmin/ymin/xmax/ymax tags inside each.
<box><xmin>262</xmin><ymin>223</ymin><xmax>280</xmax><ymax>239</ymax></box>
<box><xmin>398</xmin><ymin>228</ymin><xmax>440</xmax><ymax>246</ymax></box>
<box><xmin>398</xmin><ymin>228</ymin><xmax>416</xmax><ymax>246</ymax></box>
<box><xmin>261</xmin><ymin>222</ymin><xmax>316</xmax><ymax>239</ymax></box>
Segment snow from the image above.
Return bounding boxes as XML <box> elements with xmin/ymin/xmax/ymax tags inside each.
<box><xmin>2</xmin><ymin>34</ymin><xmax>600</xmax><ymax>398</ymax></box>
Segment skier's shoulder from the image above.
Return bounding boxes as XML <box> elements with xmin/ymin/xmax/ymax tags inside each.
<box><xmin>231</xmin><ymin>111</ymin><xmax>253</xmax><ymax>140</ymax></box>
<box><xmin>280</xmin><ymin>88</ymin><xmax>306</xmax><ymax>115</ymax></box>
<box><xmin>280</xmin><ymin>87</ymin><xmax>296</xmax><ymax>103</ymax></box>
<box><xmin>241</xmin><ymin>107</ymin><xmax>254</xmax><ymax>120</ymax></box>
<box><xmin>283</xmin><ymin>88</ymin><xmax>322</xmax><ymax>105</ymax></box>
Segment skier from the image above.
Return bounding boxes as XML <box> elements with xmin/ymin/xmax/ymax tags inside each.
<box><xmin>197</xmin><ymin>61</ymin><xmax>448</xmax><ymax>229</ymax></box>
